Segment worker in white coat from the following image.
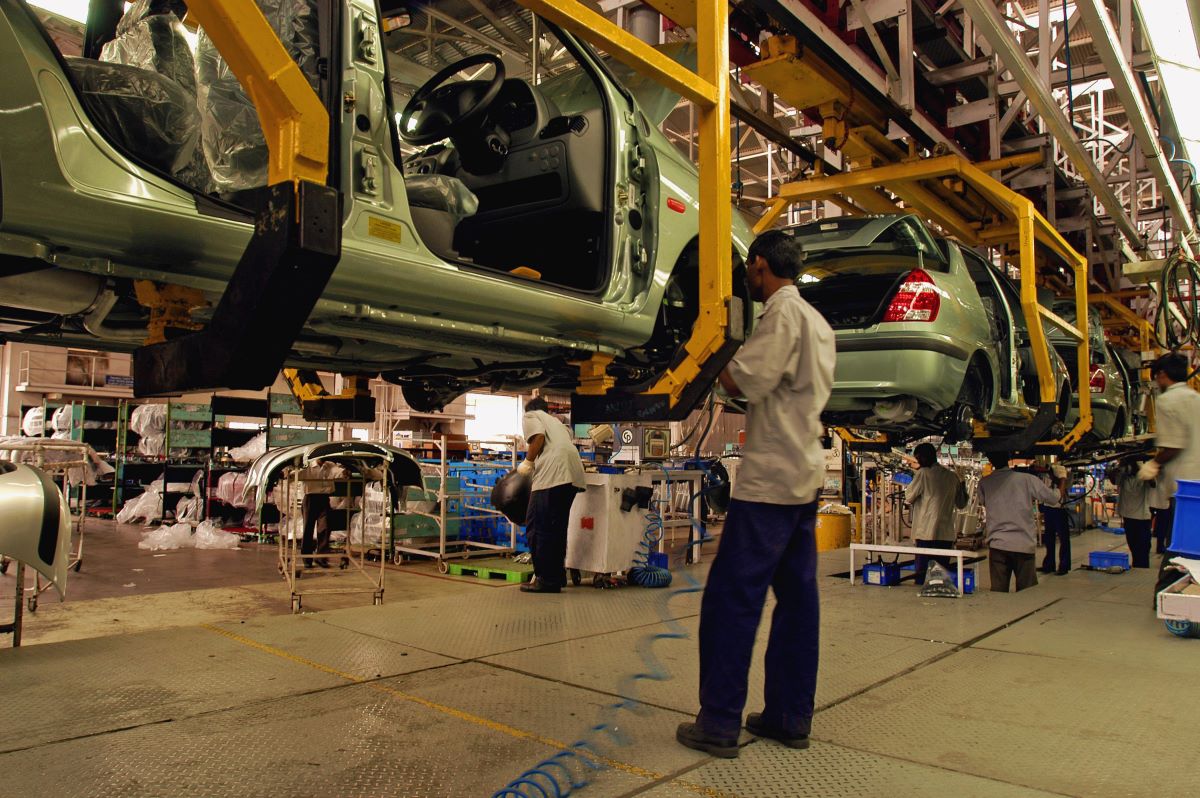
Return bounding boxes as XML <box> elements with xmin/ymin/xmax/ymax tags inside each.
<box><xmin>906</xmin><ymin>442</ymin><xmax>967</xmax><ymax>585</ymax></box>
<box><xmin>517</xmin><ymin>396</ymin><xmax>586</xmax><ymax>594</ymax></box>
<box><xmin>676</xmin><ymin>230</ymin><xmax>835</xmax><ymax>759</ymax></box>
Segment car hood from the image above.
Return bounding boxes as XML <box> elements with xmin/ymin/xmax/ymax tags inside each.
<box><xmin>241</xmin><ymin>441</ymin><xmax>423</xmax><ymax>511</ymax></box>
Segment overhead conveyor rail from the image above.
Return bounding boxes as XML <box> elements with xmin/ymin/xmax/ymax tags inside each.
<box><xmin>757</xmin><ymin>153</ymin><xmax>1093</xmax><ymax>454</ymax></box>
<box><xmin>522</xmin><ymin>0</ymin><xmax>743</xmax><ymax>422</ymax></box>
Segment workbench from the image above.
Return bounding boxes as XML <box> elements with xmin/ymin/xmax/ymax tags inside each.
<box><xmin>849</xmin><ymin>542</ymin><xmax>987</xmax><ymax>597</ymax></box>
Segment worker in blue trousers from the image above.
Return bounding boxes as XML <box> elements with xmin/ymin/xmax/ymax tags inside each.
<box><xmin>675</xmin><ymin>230</ymin><xmax>835</xmax><ymax>758</ymax></box>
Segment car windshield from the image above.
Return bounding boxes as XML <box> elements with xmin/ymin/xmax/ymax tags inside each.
<box><xmin>788</xmin><ymin>215</ymin><xmax>948</xmax><ymax>271</ymax></box>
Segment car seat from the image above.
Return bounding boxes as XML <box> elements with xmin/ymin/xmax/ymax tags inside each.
<box><xmin>66</xmin><ymin>0</ymin><xmax>206</xmax><ymax>183</ymax></box>
<box><xmin>195</xmin><ymin>0</ymin><xmax>320</xmax><ymax>193</ymax></box>
<box><xmin>405</xmin><ymin>174</ymin><xmax>479</xmax><ymax>256</ymax></box>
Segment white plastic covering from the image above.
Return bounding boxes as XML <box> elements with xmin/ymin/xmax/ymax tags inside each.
<box><xmin>50</xmin><ymin>405</ymin><xmax>72</xmax><ymax>433</ymax></box>
<box><xmin>117</xmin><ymin>490</ymin><xmax>163</xmax><ymax>525</ymax></box>
<box><xmin>194</xmin><ymin>520</ymin><xmax>240</xmax><ymax>549</ymax></box>
<box><xmin>227</xmin><ymin>431</ymin><xmax>267</xmax><ymax>463</ymax></box>
<box><xmin>21</xmin><ymin>407</ymin><xmax>45</xmax><ymax>437</ymax></box>
<box><xmin>215</xmin><ymin>472</ymin><xmax>252</xmax><ymax>508</ymax></box>
<box><xmin>138</xmin><ymin>434</ymin><xmax>165</xmax><ymax>458</ymax></box>
<box><xmin>130</xmin><ymin>404</ymin><xmax>167</xmax><ymax>436</ymax></box>
<box><xmin>138</xmin><ymin>522</ymin><xmax>194</xmax><ymax>550</ymax></box>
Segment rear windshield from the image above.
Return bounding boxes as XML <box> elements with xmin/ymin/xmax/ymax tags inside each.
<box><xmin>797</xmin><ymin>255</ymin><xmax>922</xmax><ymax>329</ymax></box>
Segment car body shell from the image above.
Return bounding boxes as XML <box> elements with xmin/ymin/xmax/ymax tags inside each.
<box><xmin>0</xmin><ymin>1</ymin><xmax>752</xmax><ymax>388</ymax></box>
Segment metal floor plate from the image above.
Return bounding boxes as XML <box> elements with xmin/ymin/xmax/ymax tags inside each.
<box><xmin>815</xmin><ymin>646</ymin><xmax>1194</xmax><ymax>797</ymax></box>
<box><xmin>641</xmin><ymin>739</ymin><xmax>1062</xmax><ymax>798</ymax></box>
<box><xmin>483</xmin><ymin>616</ymin><xmax>953</xmax><ymax>715</ymax></box>
<box><xmin>314</xmin><ymin>581</ymin><xmax>704</xmax><ymax>660</ymax></box>
<box><xmin>0</xmin><ymin>626</ymin><xmax>344</xmax><ymax>752</ymax></box>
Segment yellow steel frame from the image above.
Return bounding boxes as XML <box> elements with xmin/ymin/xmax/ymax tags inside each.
<box><xmin>760</xmin><ymin>154</ymin><xmax>1092</xmax><ymax>450</ymax></box>
<box><xmin>186</xmin><ymin>0</ymin><xmax>328</xmax><ymax>187</ymax></box>
<box><xmin>518</xmin><ymin>0</ymin><xmax>733</xmax><ymax>408</ymax></box>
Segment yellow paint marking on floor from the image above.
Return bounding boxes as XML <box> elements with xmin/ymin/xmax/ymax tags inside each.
<box><xmin>200</xmin><ymin>623</ymin><xmax>697</xmax><ymax>788</ymax></box>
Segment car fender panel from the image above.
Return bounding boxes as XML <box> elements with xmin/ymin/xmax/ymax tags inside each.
<box><xmin>0</xmin><ymin>462</ymin><xmax>71</xmax><ymax>598</ymax></box>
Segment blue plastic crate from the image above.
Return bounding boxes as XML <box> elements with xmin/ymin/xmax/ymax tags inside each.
<box><xmin>948</xmin><ymin>567</ymin><xmax>976</xmax><ymax>594</ymax></box>
<box><xmin>862</xmin><ymin>562</ymin><xmax>901</xmax><ymax>586</ymax></box>
<box><xmin>1089</xmin><ymin>551</ymin><xmax>1130</xmax><ymax>571</ymax></box>
<box><xmin>1171</xmin><ymin>480</ymin><xmax>1200</xmax><ymax>557</ymax></box>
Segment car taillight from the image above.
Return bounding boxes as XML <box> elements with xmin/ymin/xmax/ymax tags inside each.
<box><xmin>883</xmin><ymin>269</ymin><xmax>941</xmax><ymax>323</ymax></box>
<box><xmin>1089</xmin><ymin>367</ymin><xmax>1106</xmax><ymax>393</ymax></box>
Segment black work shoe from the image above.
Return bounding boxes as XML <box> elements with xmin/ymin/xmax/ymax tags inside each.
<box><xmin>1039</xmin><ymin>566</ymin><xmax>1055</xmax><ymax>574</ymax></box>
<box><xmin>675</xmin><ymin>723</ymin><xmax>738</xmax><ymax>758</ymax></box>
<box><xmin>745</xmin><ymin>713</ymin><xmax>810</xmax><ymax>749</ymax></box>
<box><xmin>1055</xmin><ymin>569</ymin><xmax>1069</xmax><ymax>576</ymax></box>
<box><xmin>520</xmin><ymin>581</ymin><xmax>561</xmax><ymax>594</ymax></box>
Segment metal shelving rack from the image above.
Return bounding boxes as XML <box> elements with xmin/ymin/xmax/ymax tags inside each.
<box><xmin>393</xmin><ymin>436</ymin><xmax>518</xmax><ymax>571</ymax></box>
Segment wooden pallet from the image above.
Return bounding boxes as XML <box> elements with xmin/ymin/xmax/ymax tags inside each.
<box><xmin>446</xmin><ymin>559</ymin><xmax>533</xmax><ymax>583</ymax></box>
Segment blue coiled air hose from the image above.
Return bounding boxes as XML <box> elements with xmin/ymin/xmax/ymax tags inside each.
<box><xmin>490</xmin><ymin>467</ymin><xmax>712</xmax><ymax>798</ymax></box>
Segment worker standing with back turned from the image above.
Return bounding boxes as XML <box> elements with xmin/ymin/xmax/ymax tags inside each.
<box><xmin>675</xmin><ymin>230</ymin><xmax>835</xmax><ymax>758</ymax></box>
<box><xmin>517</xmin><ymin>396</ymin><xmax>586</xmax><ymax>594</ymax></box>
<box><xmin>1138</xmin><ymin>354</ymin><xmax>1200</xmax><ymax>602</ymax></box>
<box><xmin>978</xmin><ymin>451</ymin><xmax>1065</xmax><ymax>592</ymax></box>
<box><xmin>906</xmin><ymin>442</ymin><xmax>968</xmax><ymax>586</ymax></box>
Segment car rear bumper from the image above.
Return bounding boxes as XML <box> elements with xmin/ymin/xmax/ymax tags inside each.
<box><xmin>827</xmin><ymin>335</ymin><xmax>971</xmax><ymax>413</ymax></box>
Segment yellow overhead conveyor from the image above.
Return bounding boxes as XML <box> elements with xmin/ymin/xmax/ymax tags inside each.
<box><xmin>525</xmin><ymin>0</ymin><xmax>743</xmax><ymax>421</ymax></box>
<box><xmin>759</xmin><ymin>154</ymin><xmax>1092</xmax><ymax>453</ymax></box>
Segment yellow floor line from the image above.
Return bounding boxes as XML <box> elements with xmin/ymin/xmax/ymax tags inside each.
<box><xmin>202</xmin><ymin>623</ymin><xmax>727</xmax><ymax>791</ymax></box>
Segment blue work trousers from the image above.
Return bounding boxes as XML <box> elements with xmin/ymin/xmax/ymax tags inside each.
<box><xmin>696</xmin><ymin>498</ymin><xmax>819</xmax><ymax>739</ymax></box>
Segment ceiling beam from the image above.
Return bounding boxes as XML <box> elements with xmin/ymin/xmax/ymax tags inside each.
<box><xmin>959</xmin><ymin>0</ymin><xmax>1147</xmax><ymax>254</ymax></box>
<box><xmin>1077</xmin><ymin>0</ymin><xmax>1195</xmax><ymax>251</ymax></box>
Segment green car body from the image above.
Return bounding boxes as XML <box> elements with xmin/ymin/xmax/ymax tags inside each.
<box><xmin>790</xmin><ymin>214</ymin><xmax>1071</xmax><ymax>441</ymax></box>
<box><xmin>1050</xmin><ymin>302</ymin><xmax>1141</xmax><ymax>441</ymax></box>
<box><xmin>0</xmin><ymin>0</ymin><xmax>751</xmax><ymax>409</ymax></box>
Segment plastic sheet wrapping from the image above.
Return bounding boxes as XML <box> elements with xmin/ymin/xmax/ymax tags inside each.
<box><xmin>405</xmin><ymin>175</ymin><xmax>480</xmax><ymax>219</ymax></box>
<box><xmin>138</xmin><ymin>522</ymin><xmax>194</xmax><ymax>550</ymax></box>
<box><xmin>138</xmin><ymin>433</ymin><xmax>166</xmax><ymax>458</ymax></box>
<box><xmin>195</xmin><ymin>0</ymin><xmax>319</xmax><ymax>192</ymax></box>
<box><xmin>22</xmin><ymin>407</ymin><xmax>45</xmax><ymax>437</ymax></box>
<box><xmin>215</xmin><ymin>472</ymin><xmax>252</xmax><ymax>507</ymax></box>
<box><xmin>96</xmin><ymin>0</ymin><xmax>212</xmax><ymax>192</ymax></box>
<box><xmin>117</xmin><ymin>490</ymin><xmax>163</xmax><ymax>525</ymax></box>
<box><xmin>227</xmin><ymin>431</ymin><xmax>267</xmax><ymax>463</ymax></box>
<box><xmin>131</xmin><ymin>404</ymin><xmax>167</xmax><ymax>436</ymax></box>
<box><xmin>101</xmin><ymin>0</ymin><xmax>196</xmax><ymax>94</ymax></box>
<box><xmin>175</xmin><ymin>495</ymin><xmax>203</xmax><ymax>525</ymax></box>
<box><xmin>67</xmin><ymin>57</ymin><xmax>201</xmax><ymax>175</ymax></box>
<box><xmin>194</xmin><ymin>519</ymin><xmax>240</xmax><ymax>549</ymax></box>
<box><xmin>50</xmin><ymin>405</ymin><xmax>72</xmax><ymax>434</ymax></box>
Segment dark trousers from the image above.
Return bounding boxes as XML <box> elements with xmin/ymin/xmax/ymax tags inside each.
<box><xmin>1039</xmin><ymin>506</ymin><xmax>1070</xmax><ymax>573</ymax></box>
<box><xmin>301</xmin><ymin>495</ymin><xmax>330</xmax><ymax>557</ymax></box>
<box><xmin>697</xmin><ymin>499</ymin><xmax>819</xmax><ymax>739</ymax></box>
<box><xmin>913</xmin><ymin>539</ymin><xmax>955</xmax><ymax>585</ymax></box>
<box><xmin>989</xmin><ymin>548</ymin><xmax>1037</xmax><ymax>592</ymax></box>
<box><xmin>1154</xmin><ymin>500</ymin><xmax>1183</xmax><ymax>605</ymax></box>
<box><xmin>1124</xmin><ymin>517</ymin><xmax>1153</xmax><ymax>569</ymax></box>
<box><xmin>527</xmin><ymin>484</ymin><xmax>577</xmax><ymax>588</ymax></box>
<box><xmin>1152</xmin><ymin>501</ymin><xmax>1175</xmax><ymax>554</ymax></box>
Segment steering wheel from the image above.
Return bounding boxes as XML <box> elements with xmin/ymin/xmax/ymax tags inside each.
<box><xmin>399</xmin><ymin>53</ymin><xmax>506</xmax><ymax>146</ymax></box>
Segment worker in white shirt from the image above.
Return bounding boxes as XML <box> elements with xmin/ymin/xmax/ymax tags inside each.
<box><xmin>906</xmin><ymin>442</ymin><xmax>967</xmax><ymax>586</ymax></box>
<box><xmin>676</xmin><ymin>230</ymin><xmax>835</xmax><ymax>759</ymax></box>
<box><xmin>517</xmin><ymin>396</ymin><xmax>586</xmax><ymax>594</ymax></box>
<box><xmin>1138</xmin><ymin>354</ymin><xmax>1200</xmax><ymax>601</ymax></box>
<box><xmin>977</xmin><ymin>451</ymin><xmax>1065</xmax><ymax>592</ymax></box>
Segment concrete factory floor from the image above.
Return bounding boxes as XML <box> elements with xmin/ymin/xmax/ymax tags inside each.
<box><xmin>0</xmin><ymin>522</ymin><xmax>1193</xmax><ymax>797</ymax></box>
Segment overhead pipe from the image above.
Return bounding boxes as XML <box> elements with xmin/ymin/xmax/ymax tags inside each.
<box><xmin>958</xmin><ymin>0</ymin><xmax>1148</xmax><ymax>255</ymax></box>
<box><xmin>1076</xmin><ymin>0</ymin><xmax>1195</xmax><ymax>255</ymax></box>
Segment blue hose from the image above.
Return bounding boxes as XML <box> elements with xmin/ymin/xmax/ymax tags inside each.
<box><xmin>628</xmin><ymin>504</ymin><xmax>672</xmax><ymax>587</ymax></box>
<box><xmin>491</xmin><ymin>468</ymin><xmax>711</xmax><ymax>797</ymax></box>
